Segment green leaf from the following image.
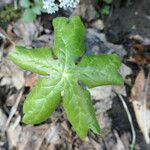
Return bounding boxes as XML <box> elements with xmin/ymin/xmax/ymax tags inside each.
<box><xmin>22</xmin><ymin>8</ymin><xmax>36</xmax><ymax>23</ymax></box>
<box><xmin>63</xmin><ymin>79</ymin><xmax>100</xmax><ymax>138</ymax></box>
<box><xmin>53</xmin><ymin>17</ymin><xmax>85</xmax><ymax>65</ymax></box>
<box><xmin>101</xmin><ymin>5</ymin><xmax>110</xmax><ymax>15</ymax></box>
<box><xmin>78</xmin><ymin>54</ymin><xmax>123</xmax><ymax>88</ymax></box>
<box><xmin>32</xmin><ymin>6</ymin><xmax>42</xmax><ymax>15</ymax></box>
<box><xmin>34</xmin><ymin>0</ymin><xmax>43</xmax><ymax>6</ymax></box>
<box><xmin>20</xmin><ymin>0</ymin><xmax>30</xmax><ymax>8</ymax></box>
<box><xmin>23</xmin><ymin>77</ymin><xmax>62</xmax><ymax>124</ymax></box>
<box><xmin>9</xmin><ymin>46</ymin><xmax>61</xmax><ymax>76</ymax></box>
<box><xmin>9</xmin><ymin>16</ymin><xmax>123</xmax><ymax>138</ymax></box>
<box><xmin>103</xmin><ymin>0</ymin><xmax>112</xmax><ymax>4</ymax></box>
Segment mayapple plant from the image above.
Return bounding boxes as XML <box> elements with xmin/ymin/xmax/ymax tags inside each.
<box><xmin>9</xmin><ymin>16</ymin><xmax>123</xmax><ymax>138</ymax></box>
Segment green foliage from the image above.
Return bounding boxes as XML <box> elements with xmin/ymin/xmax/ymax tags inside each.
<box><xmin>19</xmin><ymin>0</ymin><xmax>45</xmax><ymax>23</ymax></box>
<box><xmin>97</xmin><ymin>0</ymin><xmax>112</xmax><ymax>15</ymax></box>
<box><xmin>103</xmin><ymin>0</ymin><xmax>112</xmax><ymax>4</ymax></box>
<box><xmin>0</xmin><ymin>5</ymin><xmax>22</xmax><ymax>22</ymax></box>
<box><xmin>101</xmin><ymin>5</ymin><xmax>110</xmax><ymax>15</ymax></box>
<box><xmin>9</xmin><ymin>16</ymin><xmax>123</xmax><ymax>138</ymax></box>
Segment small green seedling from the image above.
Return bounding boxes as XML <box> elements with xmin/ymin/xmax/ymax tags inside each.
<box><xmin>9</xmin><ymin>16</ymin><xmax>123</xmax><ymax>138</ymax></box>
<box><xmin>19</xmin><ymin>0</ymin><xmax>45</xmax><ymax>22</ymax></box>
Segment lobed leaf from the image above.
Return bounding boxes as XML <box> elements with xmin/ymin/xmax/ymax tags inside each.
<box><xmin>9</xmin><ymin>46</ymin><xmax>61</xmax><ymax>75</ymax></box>
<box><xmin>22</xmin><ymin>8</ymin><xmax>36</xmax><ymax>23</ymax></box>
<box><xmin>9</xmin><ymin>16</ymin><xmax>123</xmax><ymax>138</ymax></box>
<box><xmin>23</xmin><ymin>77</ymin><xmax>63</xmax><ymax>124</ymax></box>
<box><xmin>20</xmin><ymin>0</ymin><xmax>30</xmax><ymax>8</ymax></box>
<box><xmin>53</xmin><ymin>17</ymin><xmax>85</xmax><ymax>65</ymax></box>
<box><xmin>63</xmin><ymin>79</ymin><xmax>100</xmax><ymax>138</ymax></box>
<box><xmin>78</xmin><ymin>54</ymin><xmax>123</xmax><ymax>88</ymax></box>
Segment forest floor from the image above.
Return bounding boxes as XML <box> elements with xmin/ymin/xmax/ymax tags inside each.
<box><xmin>0</xmin><ymin>0</ymin><xmax>150</xmax><ymax>150</ymax></box>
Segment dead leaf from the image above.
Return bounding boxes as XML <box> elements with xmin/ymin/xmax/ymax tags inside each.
<box><xmin>72</xmin><ymin>0</ymin><xmax>97</xmax><ymax>22</ymax></box>
<box><xmin>0</xmin><ymin>109</ymin><xmax>7</xmax><ymax>130</ymax></box>
<box><xmin>131</xmin><ymin>69</ymin><xmax>145</xmax><ymax>101</ymax></box>
<box><xmin>7</xmin><ymin>122</ymin><xmax>49</xmax><ymax>150</ymax></box>
<box><xmin>120</xmin><ymin>63</ymin><xmax>132</xmax><ymax>79</ymax></box>
<box><xmin>13</xmin><ymin>20</ymin><xmax>42</xmax><ymax>46</ymax></box>
<box><xmin>91</xmin><ymin>19</ymin><xmax>105</xmax><ymax>30</ymax></box>
<box><xmin>128</xmin><ymin>54</ymin><xmax>150</xmax><ymax>65</ymax></box>
<box><xmin>25</xmin><ymin>74</ymin><xmax>38</xmax><ymax>89</ymax></box>
<box><xmin>132</xmin><ymin>101</ymin><xmax>150</xmax><ymax>144</ymax></box>
<box><xmin>0</xmin><ymin>58</ymin><xmax>25</xmax><ymax>90</ymax></box>
<box><xmin>113</xmin><ymin>130</ymin><xmax>127</xmax><ymax>150</ymax></box>
<box><xmin>131</xmin><ymin>69</ymin><xmax>150</xmax><ymax>143</ymax></box>
<box><xmin>90</xmin><ymin>86</ymin><xmax>112</xmax><ymax>100</ymax></box>
<box><xmin>94</xmin><ymin>97</ymin><xmax>112</xmax><ymax>114</ymax></box>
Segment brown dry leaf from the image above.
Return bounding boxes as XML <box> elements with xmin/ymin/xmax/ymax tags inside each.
<box><xmin>131</xmin><ymin>69</ymin><xmax>145</xmax><ymax>101</ymax></box>
<box><xmin>40</xmin><ymin>124</ymin><xmax>64</xmax><ymax>150</ymax></box>
<box><xmin>113</xmin><ymin>130</ymin><xmax>127</xmax><ymax>150</ymax></box>
<box><xmin>132</xmin><ymin>37</ymin><xmax>150</xmax><ymax>53</ymax></box>
<box><xmin>120</xmin><ymin>133</ymin><xmax>130</xmax><ymax>150</ymax></box>
<box><xmin>128</xmin><ymin>35</ymin><xmax>150</xmax><ymax>65</ymax></box>
<box><xmin>133</xmin><ymin>44</ymin><xmax>145</xmax><ymax>52</ymax></box>
<box><xmin>128</xmin><ymin>54</ymin><xmax>150</xmax><ymax>65</ymax></box>
<box><xmin>35</xmin><ymin>34</ymin><xmax>54</xmax><ymax>48</ymax></box>
<box><xmin>74</xmin><ymin>138</ymin><xmax>95</xmax><ymax>150</ymax></box>
<box><xmin>72</xmin><ymin>0</ymin><xmax>97</xmax><ymax>22</ymax></box>
<box><xmin>131</xmin><ymin>69</ymin><xmax>150</xmax><ymax>143</ymax></box>
<box><xmin>146</xmin><ymin>81</ymin><xmax>150</xmax><ymax>109</ymax></box>
<box><xmin>90</xmin><ymin>86</ymin><xmax>113</xmax><ymax>100</ymax></box>
<box><xmin>7</xmin><ymin>121</ymin><xmax>50</xmax><ymax>150</ymax></box>
<box><xmin>103</xmin><ymin>130</ymin><xmax>126</xmax><ymax>150</ymax></box>
<box><xmin>91</xmin><ymin>19</ymin><xmax>105</xmax><ymax>30</ymax></box>
<box><xmin>13</xmin><ymin>20</ymin><xmax>42</xmax><ymax>46</ymax></box>
<box><xmin>0</xmin><ymin>58</ymin><xmax>24</xmax><ymax>90</ymax></box>
<box><xmin>6</xmin><ymin>94</ymin><xmax>18</xmax><ymax>107</ymax></box>
<box><xmin>130</xmin><ymin>35</ymin><xmax>150</xmax><ymax>48</ymax></box>
<box><xmin>0</xmin><ymin>109</ymin><xmax>7</xmax><ymax>130</ymax></box>
<box><xmin>25</xmin><ymin>74</ymin><xmax>38</xmax><ymax>89</ymax></box>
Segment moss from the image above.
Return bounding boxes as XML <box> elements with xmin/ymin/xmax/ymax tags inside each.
<box><xmin>0</xmin><ymin>5</ymin><xmax>22</xmax><ymax>23</ymax></box>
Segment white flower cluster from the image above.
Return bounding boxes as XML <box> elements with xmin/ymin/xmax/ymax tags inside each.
<box><xmin>43</xmin><ymin>0</ymin><xmax>80</xmax><ymax>14</ymax></box>
<box><xmin>59</xmin><ymin>0</ymin><xmax>80</xmax><ymax>9</ymax></box>
<box><xmin>43</xmin><ymin>0</ymin><xmax>59</xmax><ymax>14</ymax></box>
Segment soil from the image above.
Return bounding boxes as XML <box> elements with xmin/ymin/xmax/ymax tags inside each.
<box><xmin>105</xmin><ymin>0</ymin><xmax>150</xmax><ymax>43</ymax></box>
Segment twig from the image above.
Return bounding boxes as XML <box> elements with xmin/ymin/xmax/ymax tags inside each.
<box><xmin>3</xmin><ymin>90</ymin><xmax>23</xmax><ymax>132</ymax></box>
<box><xmin>0</xmin><ymin>43</ymin><xmax>4</xmax><ymax>61</ymax></box>
<box><xmin>0</xmin><ymin>27</ymin><xmax>15</xmax><ymax>45</ymax></box>
<box><xmin>118</xmin><ymin>94</ymin><xmax>136</xmax><ymax>150</ymax></box>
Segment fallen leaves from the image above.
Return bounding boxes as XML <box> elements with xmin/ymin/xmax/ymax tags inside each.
<box><xmin>131</xmin><ymin>69</ymin><xmax>150</xmax><ymax>143</ymax></box>
<box><xmin>0</xmin><ymin>58</ymin><xmax>24</xmax><ymax>90</ymax></box>
<box><xmin>7</xmin><ymin>123</ymin><xmax>50</xmax><ymax>150</ymax></box>
<box><xmin>128</xmin><ymin>35</ymin><xmax>150</xmax><ymax>65</ymax></box>
<box><xmin>131</xmin><ymin>69</ymin><xmax>145</xmax><ymax>101</ymax></box>
<box><xmin>72</xmin><ymin>0</ymin><xmax>97</xmax><ymax>22</ymax></box>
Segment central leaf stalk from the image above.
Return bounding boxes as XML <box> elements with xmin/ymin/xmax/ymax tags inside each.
<box><xmin>62</xmin><ymin>72</ymin><xmax>70</xmax><ymax>78</ymax></box>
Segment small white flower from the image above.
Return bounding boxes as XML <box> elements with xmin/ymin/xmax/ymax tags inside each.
<box><xmin>43</xmin><ymin>0</ymin><xmax>59</xmax><ymax>14</ymax></box>
<box><xmin>59</xmin><ymin>0</ymin><xmax>80</xmax><ymax>9</ymax></box>
<box><xmin>42</xmin><ymin>0</ymin><xmax>80</xmax><ymax>14</ymax></box>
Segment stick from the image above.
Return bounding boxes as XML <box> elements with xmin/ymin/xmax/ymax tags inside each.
<box><xmin>3</xmin><ymin>90</ymin><xmax>23</xmax><ymax>131</ymax></box>
<box><xmin>118</xmin><ymin>94</ymin><xmax>136</xmax><ymax>150</ymax></box>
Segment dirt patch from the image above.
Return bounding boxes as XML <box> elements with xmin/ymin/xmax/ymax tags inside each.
<box><xmin>105</xmin><ymin>0</ymin><xmax>150</xmax><ymax>43</ymax></box>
